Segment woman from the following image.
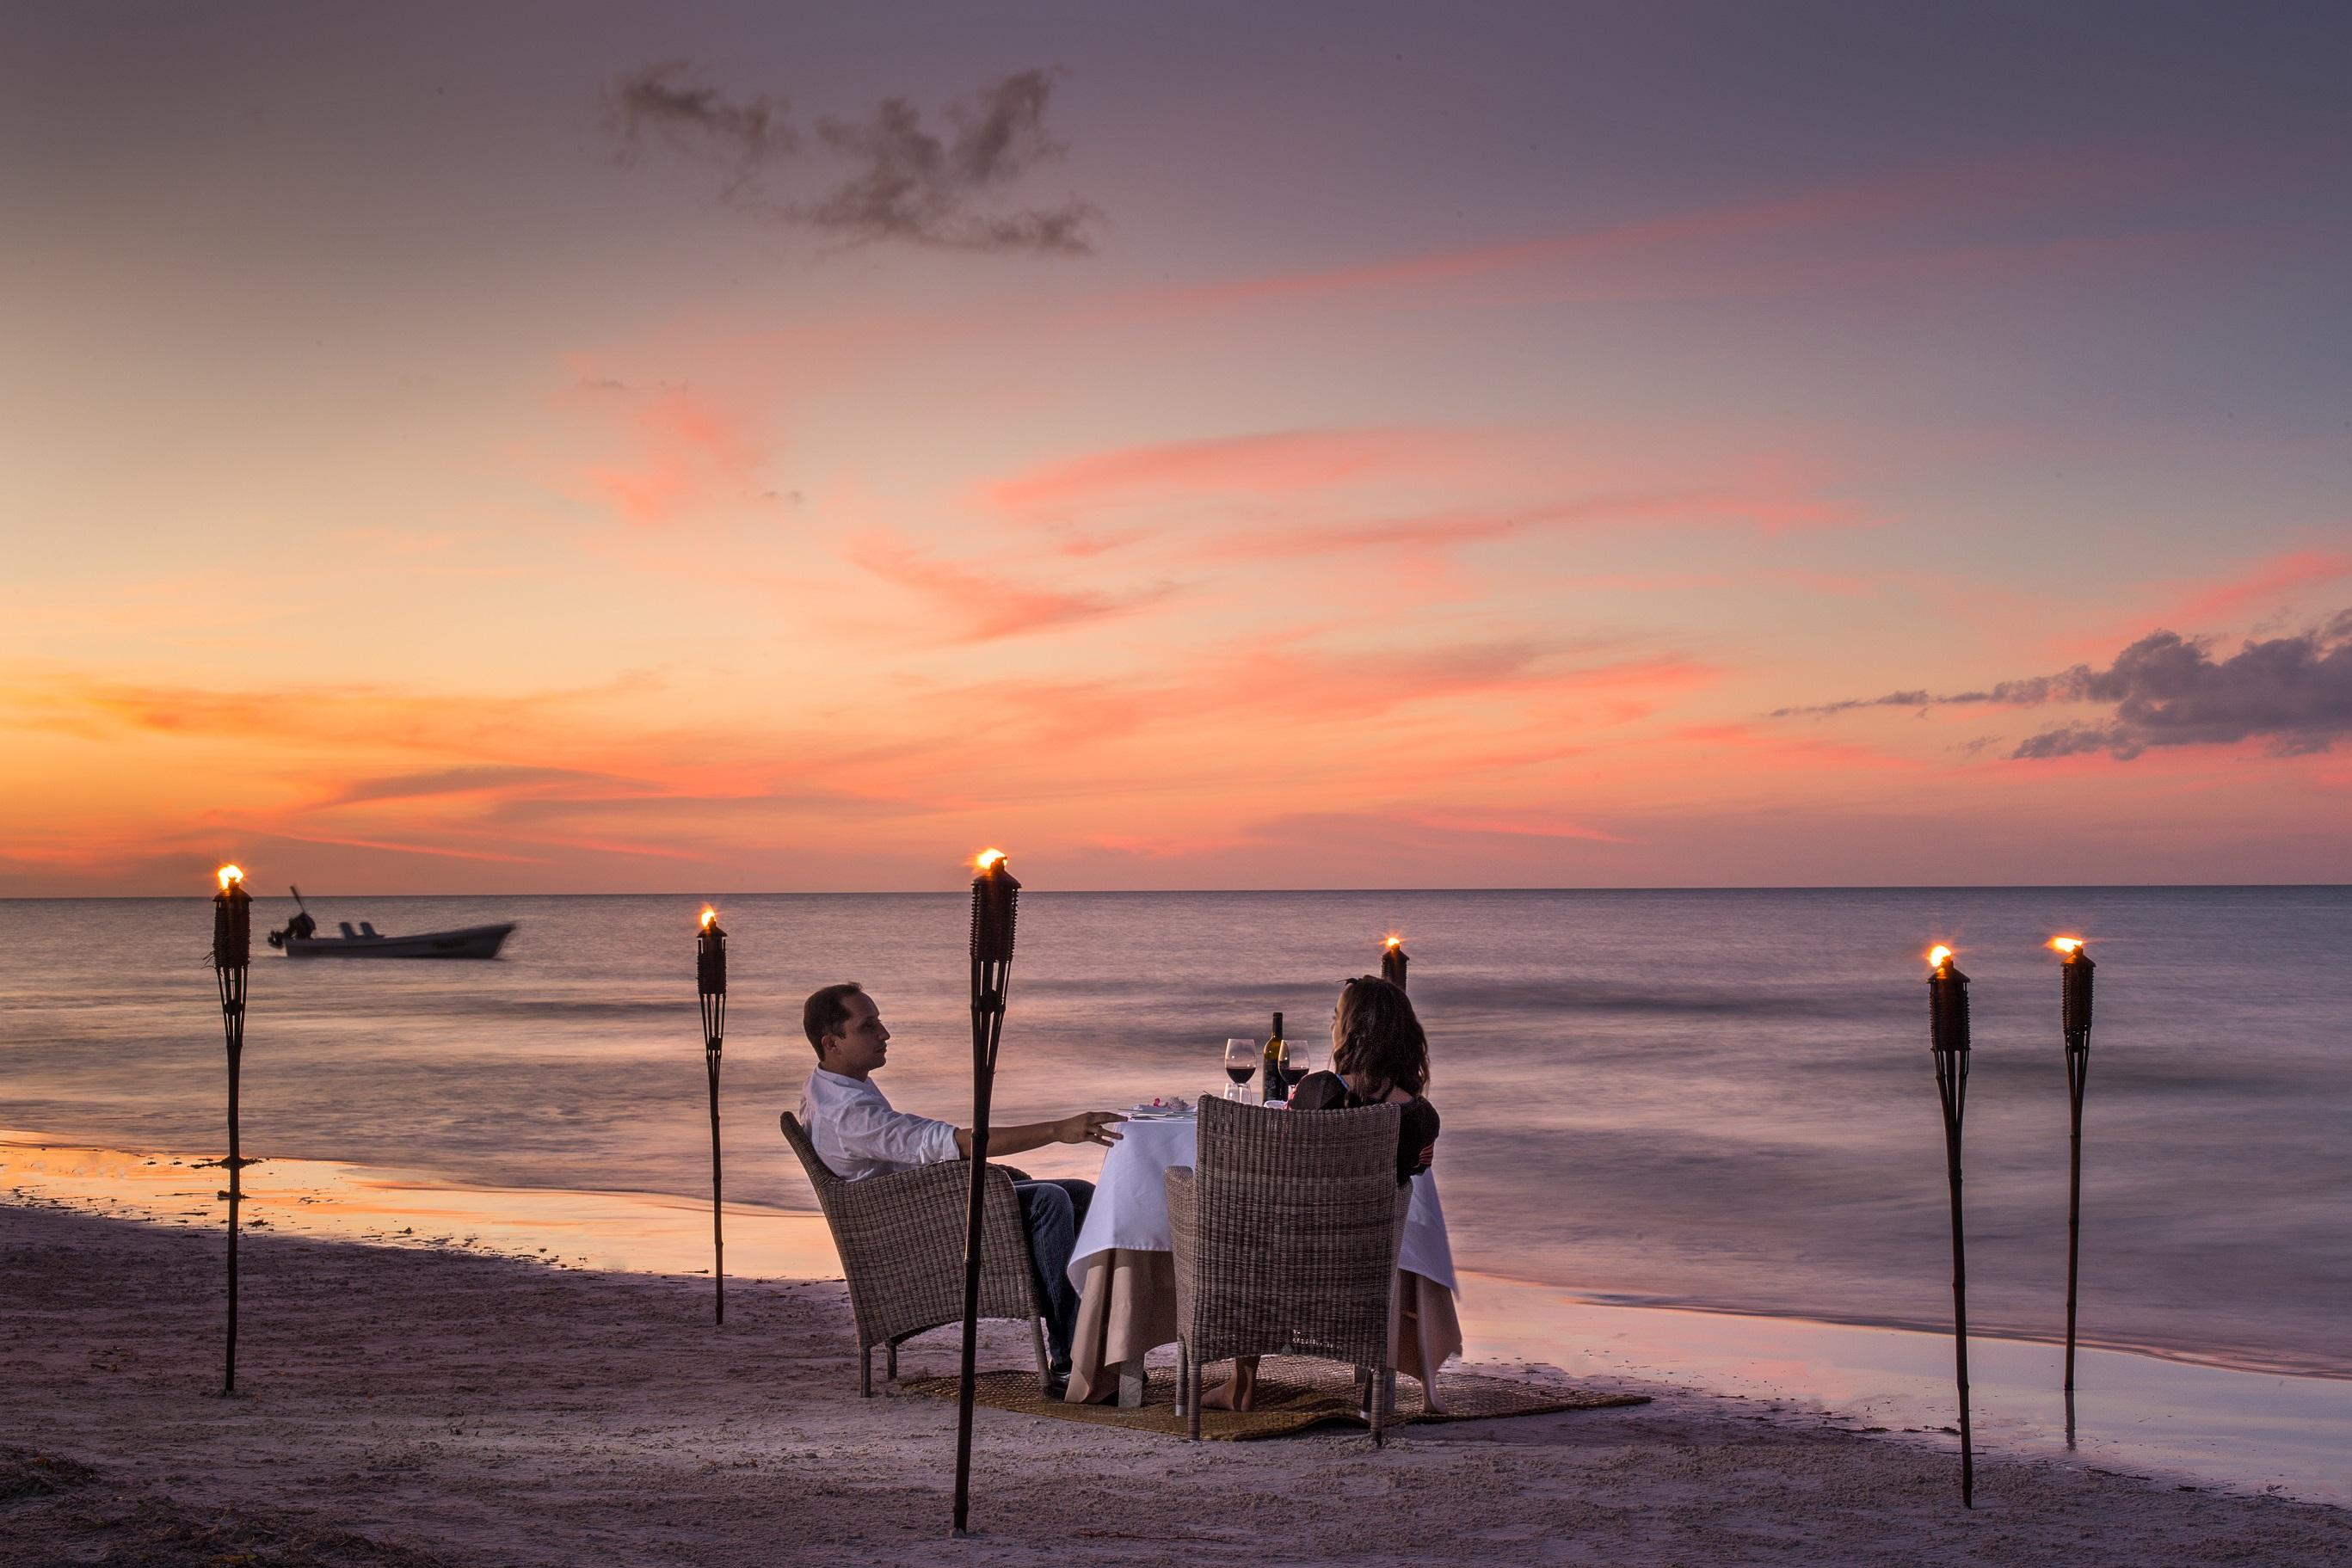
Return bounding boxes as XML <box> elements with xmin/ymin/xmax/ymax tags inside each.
<box><xmin>1203</xmin><ymin>975</ymin><xmax>1440</xmax><ymax>1411</ymax></box>
<box><xmin>1290</xmin><ymin>974</ymin><xmax>1439</xmax><ymax>1183</ymax></box>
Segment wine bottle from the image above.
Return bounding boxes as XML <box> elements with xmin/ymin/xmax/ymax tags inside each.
<box><xmin>1261</xmin><ymin>1012</ymin><xmax>1287</xmax><ymax>1104</ymax></box>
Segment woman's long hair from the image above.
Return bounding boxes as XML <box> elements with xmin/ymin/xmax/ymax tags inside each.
<box><xmin>1333</xmin><ymin>975</ymin><xmax>1429</xmax><ymax>1101</ymax></box>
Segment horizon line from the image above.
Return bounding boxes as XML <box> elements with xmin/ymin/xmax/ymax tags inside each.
<box><xmin>7</xmin><ymin>881</ymin><xmax>2349</xmax><ymax>901</ymax></box>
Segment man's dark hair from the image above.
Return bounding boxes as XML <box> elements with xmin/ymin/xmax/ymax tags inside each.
<box><xmin>803</xmin><ymin>981</ymin><xmax>865</xmax><ymax>1057</ymax></box>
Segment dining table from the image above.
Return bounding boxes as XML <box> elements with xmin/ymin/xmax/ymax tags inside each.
<box><xmin>1061</xmin><ymin>1106</ymin><xmax>1462</xmax><ymax>1408</ymax></box>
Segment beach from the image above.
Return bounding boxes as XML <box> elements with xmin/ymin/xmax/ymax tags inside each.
<box><xmin>4</xmin><ymin>1197</ymin><xmax>2346</xmax><ymax>1568</ymax></box>
<box><xmin>6</xmin><ymin>889</ymin><xmax>2350</xmax><ymax>1560</ymax></box>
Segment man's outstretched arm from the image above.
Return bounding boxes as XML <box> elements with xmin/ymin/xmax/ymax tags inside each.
<box><xmin>954</xmin><ymin>1110</ymin><xmax>1124</xmax><ymax>1161</ymax></box>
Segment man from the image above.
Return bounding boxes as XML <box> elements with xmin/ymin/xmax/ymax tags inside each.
<box><xmin>796</xmin><ymin>981</ymin><xmax>1123</xmax><ymax>1396</ymax></box>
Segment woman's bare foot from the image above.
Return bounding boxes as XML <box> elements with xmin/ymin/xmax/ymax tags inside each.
<box><xmin>1198</xmin><ymin>1356</ymin><xmax>1259</xmax><ymax>1411</ymax></box>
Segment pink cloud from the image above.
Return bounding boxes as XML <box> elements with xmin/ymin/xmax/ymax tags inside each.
<box><xmin>2160</xmin><ymin>548</ymin><xmax>2352</xmax><ymax>627</ymax></box>
<box><xmin>1395</xmin><ymin>808</ymin><xmax>1632</xmax><ymax>844</ymax></box>
<box><xmin>575</xmin><ymin>382</ymin><xmax>772</xmax><ymax>526</ymax></box>
<box><xmin>928</xmin><ymin>637</ymin><xmax>1716</xmax><ymax>757</ymax></box>
<box><xmin>2051</xmin><ymin>546</ymin><xmax>2352</xmax><ymax>661</ymax></box>
<box><xmin>980</xmin><ymin>428</ymin><xmax>1476</xmax><ymax>524</ymax></box>
<box><xmin>842</xmin><ymin>530</ymin><xmax>1172</xmax><ymax>642</ymax></box>
<box><xmin>976</xmin><ymin>427</ymin><xmax>1862</xmax><ymax>563</ymax></box>
<box><xmin>1087</xmin><ymin>830</ymin><xmax>1256</xmax><ymax>860</ymax></box>
<box><xmin>1078</xmin><ymin>147</ymin><xmax>2204</xmax><ymax>330</ymax></box>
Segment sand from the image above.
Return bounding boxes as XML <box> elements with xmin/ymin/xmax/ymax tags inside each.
<box><xmin>1</xmin><ymin>1201</ymin><xmax>2344</xmax><ymax>1568</ymax></box>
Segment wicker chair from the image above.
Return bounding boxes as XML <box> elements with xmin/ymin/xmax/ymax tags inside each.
<box><xmin>1165</xmin><ymin>1096</ymin><xmax>1412</xmax><ymax>1442</ymax></box>
<box><xmin>779</xmin><ymin>1111</ymin><xmax>1051</xmax><ymax>1396</ymax></box>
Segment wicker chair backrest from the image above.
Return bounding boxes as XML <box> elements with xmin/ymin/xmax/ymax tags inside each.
<box><xmin>778</xmin><ymin>1110</ymin><xmax>844</xmax><ymax>1196</ymax></box>
<box><xmin>1185</xmin><ymin>1095</ymin><xmax>1407</xmax><ymax>1367</ymax></box>
<box><xmin>777</xmin><ymin>1110</ymin><xmax>1043</xmax><ymax>1353</ymax></box>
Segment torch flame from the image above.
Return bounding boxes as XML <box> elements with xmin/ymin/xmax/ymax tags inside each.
<box><xmin>217</xmin><ymin>864</ymin><xmax>243</xmax><ymax>890</ymax></box>
<box><xmin>1384</xmin><ymin>934</ymin><xmax>1403</xmax><ymax>950</ymax></box>
<box><xmin>2049</xmin><ymin>936</ymin><xmax>2084</xmax><ymax>954</ymax></box>
<box><xmin>974</xmin><ymin>848</ymin><xmax>1007</xmax><ymax>872</ymax></box>
<box><xmin>699</xmin><ymin>906</ymin><xmax>718</xmax><ymax>930</ymax></box>
<box><xmin>1927</xmin><ymin>944</ymin><xmax>1954</xmax><ymax>969</ymax></box>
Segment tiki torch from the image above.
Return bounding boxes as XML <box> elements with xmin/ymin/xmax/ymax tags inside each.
<box><xmin>1381</xmin><ymin>933</ymin><xmax>1409</xmax><ymax>990</ymax></box>
<box><xmin>1926</xmin><ymin>944</ymin><xmax>1974</xmax><ymax>1507</ymax></box>
<box><xmin>211</xmin><ymin>864</ymin><xmax>252</xmax><ymax>1396</ymax></box>
<box><xmin>952</xmin><ymin>848</ymin><xmax>1019</xmax><ymax>1538</ymax></box>
<box><xmin>697</xmin><ymin>907</ymin><xmax>727</xmax><ymax>1325</ymax></box>
<box><xmin>2052</xmin><ymin>936</ymin><xmax>2095</xmax><ymax>1419</ymax></box>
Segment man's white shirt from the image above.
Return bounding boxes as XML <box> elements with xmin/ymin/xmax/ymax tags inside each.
<box><xmin>797</xmin><ymin>1067</ymin><xmax>961</xmax><ymax>1181</ymax></box>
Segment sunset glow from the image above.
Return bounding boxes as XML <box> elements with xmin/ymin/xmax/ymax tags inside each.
<box><xmin>6</xmin><ymin>10</ymin><xmax>2348</xmax><ymax>895</ymax></box>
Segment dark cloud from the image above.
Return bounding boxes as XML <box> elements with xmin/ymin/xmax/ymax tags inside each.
<box><xmin>1776</xmin><ymin>612</ymin><xmax>2352</xmax><ymax>760</ymax></box>
<box><xmin>608</xmin><ymin>61</ymin><xmax>793</xmax><ymax>201</ymax></box>
<box><xmin>2010</xmin><ymin>615</ymin><xmax>2352</xmax><ymax>759</ymax></box>
<box><xmin>804</xmin><ymin>69</ymin><xmax>1097</xmax><ymax>253</ymax></box>
<box><xmin>605</xmin><ymin>64</ymin><xmax>1098</xmax><ymax>255</ymax></box>
<box><xmin>1770</xmin><ymin>674</ymin><xmax>2070</xmax><ymax>717</ymax></box>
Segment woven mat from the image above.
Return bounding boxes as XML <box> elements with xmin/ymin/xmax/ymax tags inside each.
<box><xmin>896</xmin><ymin>1356</ymin><xmax>1647</xmax><ymax>1441</ymax></box>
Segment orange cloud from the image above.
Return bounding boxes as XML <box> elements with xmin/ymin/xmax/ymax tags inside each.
<box><xmin>0</xmin><ymin>666</ymin><xmax>661</xmax><ymax>756</ymax></box>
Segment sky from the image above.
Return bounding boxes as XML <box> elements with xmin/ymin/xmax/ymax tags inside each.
<box><xmin>3</xmin><ymin>1</ymin><xmax>2349</xmax><ymax>895</ymax></box>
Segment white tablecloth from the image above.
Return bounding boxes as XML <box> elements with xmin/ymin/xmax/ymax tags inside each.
<box><xmin>1068</xmin><ymin>1114</ymin><xmax>1457</xmax><ymax>1294</ymax></box>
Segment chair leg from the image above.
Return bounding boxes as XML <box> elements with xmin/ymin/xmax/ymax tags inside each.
<box><xmin>1175</xmin><ymin>1342</ymin><xmax>1189</xmax><ymax>1418</ymax></box>
<box><xmin>885</xmin><ymin>1341</ymin><xmax>898</xmax><ymax>1383</ymax></box>
<box><xmin>1031</xmin><ymin>1316</ymin><xmax>1051</xmax><ymax>1393</ymax></box>
<box><xmin>1186</xmin><ymin>1350</ymin><xmax>1204</xmax><ymax>1441</ymax></box>
<box><xmin>860</xmin><ymin>1344</ymin><xmax>872</xmax><ymax>1399</ymax></box>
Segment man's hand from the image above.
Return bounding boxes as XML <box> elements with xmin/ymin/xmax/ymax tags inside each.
<box><xmin>1413</xmin><ymin>1142</ymin><xmax>1435</xmax><ymax>1174</ymax></box>
<box><xmin>963</xmin><ymin>1110</ymin><xmax>1127</xmax><ymax>1161</ymax></box>
<box><xmin>1056</xmin><ymin>1110</ymin><xmax>1126</xmax><ymax>1147</ymax></box>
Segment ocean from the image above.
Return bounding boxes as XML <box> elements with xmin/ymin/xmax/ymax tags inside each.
<box><xmin>3</xmin><ymin>887</ymin><xmax>2346</xmax><ymax>1380</ymax></box>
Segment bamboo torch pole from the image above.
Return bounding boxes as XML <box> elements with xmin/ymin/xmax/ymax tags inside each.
<box><xmin>2053</xmin><ymin>935</ymin><xmax>2095</xmax><ymax>1439</ymax></box>
<box><xmin>1926</xmin><ymin>944</ymin><xmax>1974</xmax><ymax>1508</ymax></box>
<box><xmin>697</xmin><ymin>907</ymin><xmax>728</xmax><ymax>1325</ymax></box>
<box><xmin>952</xmin><ymin>849</ymin><xmax>1019</xmax><ymax>1538</ymax></box>
<box><xmin>211</xmin><ymin>864</ymin><xmax>252</xmax><ymax>1396</ymax></box>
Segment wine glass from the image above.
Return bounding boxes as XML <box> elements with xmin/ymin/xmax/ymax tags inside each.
<box><xmin>1222</xmin><ymin>1038</ymin><xmax>1258</xmax><ymax>1101</ymax></box>
<box><xmin>1284</xmin><ymin>1042</ymin><xmax>1318</xmax><ymax>1093</ymax></box>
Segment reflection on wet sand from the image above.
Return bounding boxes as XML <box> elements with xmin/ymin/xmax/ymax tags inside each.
<box><xmin>1456</xmin><ymin>1276</ymin><xmax>2352</xmax><ymax>1504</ymax></box>
<box><xmin>0</xmin><ymin>1130</ymin><xmax>840</xmax><ymax>1282</ymax></box>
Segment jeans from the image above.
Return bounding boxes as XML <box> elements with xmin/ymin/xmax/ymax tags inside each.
<box><xmin>1013</xmin><ymin>1178</ymin><xmax>1094</xmax><ymax>1373</ymax></box>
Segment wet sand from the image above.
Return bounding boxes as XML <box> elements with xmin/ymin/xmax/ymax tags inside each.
<box><xmin>3</xmin><ymin>1197</ymin><xmax>2345</xmax><ymax>1568</ymax></box>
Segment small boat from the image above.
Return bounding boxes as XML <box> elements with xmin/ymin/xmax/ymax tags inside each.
<box><xmin>280</xmin><ymin>920</ymin><xmax>516</xmax><ymax>960</ymax></box>
<box><xmin>268</xmin><ymin>887</ymin><xmax>515</xmax><ymax>960</ymax></box>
